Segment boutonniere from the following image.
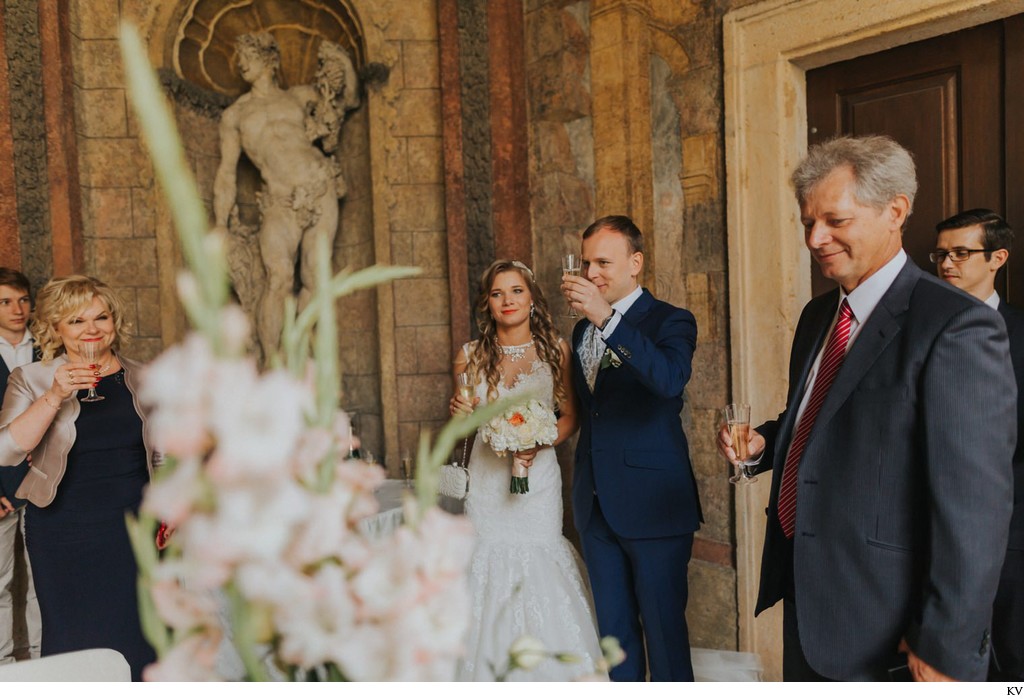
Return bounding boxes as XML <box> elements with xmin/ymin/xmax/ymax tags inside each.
<box><xmin>600</xmin><ymin>348</ymin><xmax>622</xmax><ymax>370</ymax></box>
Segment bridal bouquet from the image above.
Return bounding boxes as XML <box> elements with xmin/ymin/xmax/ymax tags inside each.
<box><xmin>479</xmin><ymin>399</ymin><xmax>558</xmax><ymax>494</ymax></box>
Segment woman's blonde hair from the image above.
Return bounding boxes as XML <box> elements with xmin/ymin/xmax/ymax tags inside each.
<box><xmin>31</xmin><ymin>275</ymin><xmax>130</xmax><ymax>361</ymax></box>
<box><xmin>469</xmin><ymin>260</ymin><xmax>566</xmax><ymax>407</ymax></box>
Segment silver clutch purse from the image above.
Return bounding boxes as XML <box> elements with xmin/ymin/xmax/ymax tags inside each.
<box><xmin>438</xmin><ymin>463</ymin><xmax>469</xmax><ymax>500</ymax></box>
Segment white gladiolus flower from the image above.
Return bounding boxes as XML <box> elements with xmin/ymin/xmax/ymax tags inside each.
<box><xmin>207</xmin><ymin>366</ymin><xmax>311</xmax><ymax>479</ymax></box>
<box><xmin>141</xmin><ymin>455</ymin><xmax>205</xmax><ymax>526</ymax></box>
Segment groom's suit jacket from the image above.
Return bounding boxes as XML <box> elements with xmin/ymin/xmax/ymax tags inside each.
<box><xmin>754</xmin><ymin>259</ymin><xmax>1015</xmax><ymax>680</ymax></box>
<box><xmin>571</xmin><ymin>288</ymin><xmax>702</xmax><ymax>539</ymax></box>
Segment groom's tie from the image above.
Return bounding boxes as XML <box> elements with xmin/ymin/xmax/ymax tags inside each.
<box><xmin>777</xmin><ymin>298</ymin><xmax>854</xmax><ymax>538</ymax></box>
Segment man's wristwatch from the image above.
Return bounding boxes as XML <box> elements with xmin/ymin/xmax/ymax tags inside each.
<box><xmin>598</xmin><ymin>311</ymin><xmax>615</xmax><ymax>331</ymax></box>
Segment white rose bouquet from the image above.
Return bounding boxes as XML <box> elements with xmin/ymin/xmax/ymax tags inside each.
<box><xmin>479</xmin><ymin>399</ymin><xmax>558</xmax><ymax>494</ymax></box>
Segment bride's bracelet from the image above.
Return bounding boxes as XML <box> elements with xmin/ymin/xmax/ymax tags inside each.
<box><xmin>41</xmin><ymin>393</ymin><xmax>62</xmax><ymax>411</ymax></box>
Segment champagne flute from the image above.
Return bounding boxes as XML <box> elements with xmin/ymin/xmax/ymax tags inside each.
<box><xmin>456</xmin><ymin>372</ymin><xmax>475</xmax><ymax>407</ymax></box>
<box><xmin>562</xmin><ymin>253</ymin><xmax>581</xmax><ymax>318</ymax></box>
<box><xmin>455</xmin><ymin>373</ymin><xmax>475</xmax><ymax>468</ymax></box>
<box><xmin>401</xmin><ymin>452</ymin><xmax>414</xmax><ymax>488</ymax></box>
<box><xmin>78</xmin><ymin>341</ymin><xmax>105</xmax><ymax>403</ymax></box>
<box><xmin>346</xmin><ymin>410</ymin><xmax>361</xmax><ymax>459</ymax></box>
<box><xmin>724</xmin><ymin>403</ymin><xmax>756</xmax><ymax>483</ymax></box>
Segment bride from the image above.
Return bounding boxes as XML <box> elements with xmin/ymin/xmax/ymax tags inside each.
<box><xmin>450</xmin><ymin>260</ymin><xmax>604</xmax><ymax>681</ymax></box>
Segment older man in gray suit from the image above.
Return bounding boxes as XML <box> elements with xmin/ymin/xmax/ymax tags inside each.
<box><xmin>719</xmin><ymin>136</ymin><xmax>1014</xmax><ymax>681</ymax></box>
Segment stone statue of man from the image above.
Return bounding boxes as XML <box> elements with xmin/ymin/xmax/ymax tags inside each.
<box><xmin>213</xmin><ymin>32</ymin><xmax>359</xmax><ymax>358</ymax></box>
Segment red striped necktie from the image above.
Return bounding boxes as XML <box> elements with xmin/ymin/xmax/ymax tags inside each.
<box><xmin>777</xmin><ymin>298</ymin><xmax>854</xmax><ymax>538</ymax></box>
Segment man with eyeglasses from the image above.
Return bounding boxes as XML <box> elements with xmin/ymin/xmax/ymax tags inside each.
<box><xmin>933</xmin><ymin>209</ymin><xmax>1024</xmax><ymax>682</ymax></box>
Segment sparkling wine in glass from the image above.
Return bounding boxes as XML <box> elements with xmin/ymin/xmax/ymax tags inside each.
<box><xmin>78</xmin><ymin>341</ymin><xmax>105</xmax><ymax>403</ymax></box>
<box><xmin>724</xmin><ymin>403</ymin><xmax>756</xmax><ymax>483</ymax></box>
<box><xmin>456</xmin><ymin>372</ymin><xmax>475</xmax><ymax>405</ymax></box>
<box><xmin>401</xmin><ymin>452</ymin><xmax>414</xmax><ymax>488</ymax></box>
<box><xmin>346</xmin><ymin>410</ymin><xmax>361</xmax><ymax>459</ymax></box>
<box><xmin>562</xmin><ymin>253</ymin><xmax>582</xmax><ymax>318</ymax></box>
<box><xmin>455</xmin><ymin>373</ymin><xmax>475</xmax><ymax>468</ymax></box>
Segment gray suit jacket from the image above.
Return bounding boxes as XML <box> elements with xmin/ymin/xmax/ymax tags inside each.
<box><xmin>754</xmin><ymin>259</ymin><xmax>1015</xmax><ymax>680</ymax></box>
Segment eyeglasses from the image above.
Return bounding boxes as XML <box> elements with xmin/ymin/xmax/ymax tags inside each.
<box><xmin>928</xmin><ymin>248</ymin><xmax>993</xmax><ymax>263</ymax></box>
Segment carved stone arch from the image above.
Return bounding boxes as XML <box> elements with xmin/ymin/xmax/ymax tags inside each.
<box><xmin>172</xmin><ymin>0</ymin><xmax>367</xmax><ymax>96</ymax></box>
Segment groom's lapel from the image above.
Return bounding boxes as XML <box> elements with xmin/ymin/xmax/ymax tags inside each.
<box><xmin>593</xmin><ymin>289</ymin><xmax>654</xmax><ymax>395</ymax></box>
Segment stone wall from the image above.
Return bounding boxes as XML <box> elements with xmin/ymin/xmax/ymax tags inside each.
<box><xmin>381</xmin><ymin>2</ymin><xmax>453</xmax><ymax>465</ymax></box>
<box><xmin>4</xmin><ymin>2</ymin><xmax>49</xmax><ymax>294</ymax></box>
<box><xmin>15</xmin><ymin>0</ymin><xmax>757</xmax><ymax>658</ymax></box>
<box><xmin>71</xmin><ymin>0</ymin><xmax>163</xmax><ymax>361</ymax></box>
<box><xmin>520</xmin><ymin>0</ymin><xmax>739</xmax><ymax>650</ymax></box>
<box><xmin>60</xmin><ymin>0</ymin><xmax>446</xmax><ymax>467</ymax></box>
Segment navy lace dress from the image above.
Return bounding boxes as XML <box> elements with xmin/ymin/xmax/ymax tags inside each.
<box><xmin>24</xmin><ymin>369</ymin><xmax>155</xmax><ymax>681</ymax></box>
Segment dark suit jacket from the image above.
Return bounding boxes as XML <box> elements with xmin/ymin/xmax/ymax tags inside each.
<box><xmin>571</xmin><ymin>288</ymin><xmax>702</xmax><ymax>539</ymax></box>
<box><xmin>995</xmin><ymin>300</ymin><xmax>1024</xmax><ymax>678</ymax></box>
<box><xmin>753</xmin><ymin>259</ymin><xmax>1015</xmax><ymax>681</ymax></box>
<box><xmin>0</xmin><ymin>346</ymin><xmax>39</xmax><ymax>508</ymax></box>
<box><xmin>999</xmin><ymin>300</ymin><xmax>1024</xmax><ymax>553</ymax></box>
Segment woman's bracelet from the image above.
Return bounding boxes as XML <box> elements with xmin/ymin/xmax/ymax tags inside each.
<box><xmin>41</xmin><ymin>393</ymin><xmax>61</xmax><ymax>411</ymax></box>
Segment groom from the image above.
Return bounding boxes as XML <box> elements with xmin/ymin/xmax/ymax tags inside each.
<box><xmin>561</xmin><ymin>215</ymin><xmax>702</xmax><ymax>681</ymax></box>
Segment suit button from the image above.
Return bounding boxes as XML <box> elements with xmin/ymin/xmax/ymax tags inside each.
<box><xmin>593</xmin><ymin>411</ymin><xmax>599</xmax><ymax>418</ymax></box>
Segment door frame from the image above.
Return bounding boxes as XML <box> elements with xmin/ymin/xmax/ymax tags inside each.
<box><xmin>723</xmin><ymin>0</ymin><xmax>1024</xmax><ymax>680</ymax></box>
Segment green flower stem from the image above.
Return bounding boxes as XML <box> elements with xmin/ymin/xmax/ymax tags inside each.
<box><xmin>313</xmin><ymin>232</ymin><xmax>338</xmax><ymax>424</ymax></box>
<box><xmin>125</xmin><ymin>512</ymin><xmax>170</xmax><ymax>656</ymax></box>
<box><xmin>119</xmin><ymin>23</ymin><xmax>229</xmax><ymax>351</ymax></box>
<box><xmin>226</xmin><ymin>584</ymin><xmax>271</xmax><ymax>682</ymax></box>
<box><xmin>509</xmin><ymin>476</ymin><xmax>529</xmax><ymax>494</ymax></box>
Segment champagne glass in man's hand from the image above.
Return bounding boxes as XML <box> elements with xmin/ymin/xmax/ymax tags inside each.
<box><xmin>562</xmin><ymin>253</ymin><xmax>582</xmax><ymax>318</ymax></box>
<box><xmin>78</xmin><ymin>341</ymin><xmax>105</xmax><ymax>403</ymax></box>
<box><xmin>722</xmin><ymin>403</ymin><xmax>757</xmax><ymax>483</ymax></box>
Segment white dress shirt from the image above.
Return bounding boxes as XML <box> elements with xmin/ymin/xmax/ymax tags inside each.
<box><xmin>0</xmin><ymin>330</ymin><xmax>33</xmax><ymax>372</ymax></box>
<box><xmin>598</xmin><ymin>284</ymin><xmax>644</xmax><ymax>341</ymax></box>
<box><xmin>789</xmin><ymin>249</ymin><xmax>907</xmax><ymax>435</ymax></box>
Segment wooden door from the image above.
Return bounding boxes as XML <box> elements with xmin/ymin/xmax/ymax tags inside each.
<box><xmin>807</xmin><ymin>17</ymin><xmax>1024</xmax><ymax>304</ymax></box>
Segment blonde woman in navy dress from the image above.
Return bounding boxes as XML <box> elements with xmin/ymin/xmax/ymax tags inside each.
<box><xmin>0</xmin><ymin>276</ymin><xmax>157</xmax><ymax>680</ymax></box>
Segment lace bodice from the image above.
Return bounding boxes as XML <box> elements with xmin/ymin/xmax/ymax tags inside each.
<box><xmin>461</xmin><ymin>341</ymin><xmax>555</xmax><ymax>409</ymax></box>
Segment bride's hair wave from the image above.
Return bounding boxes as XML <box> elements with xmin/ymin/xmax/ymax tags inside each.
<box><xmin>470</xmin><ymin>260</ymin><xmax>567</xmax><ymax>408</ymax></box>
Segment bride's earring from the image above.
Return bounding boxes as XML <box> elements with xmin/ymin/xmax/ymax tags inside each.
<box><xmin>530</xmin><ymin>303</ymin><xmax>535</xmax><ymax>319</ymax></box>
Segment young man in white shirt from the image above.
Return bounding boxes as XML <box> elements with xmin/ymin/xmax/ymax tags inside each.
<box><xmin>0</xmin><ymin>268</ymin><xmax>40</xmax><ymax>662</ymax></box>
<box><xmin>933</xmin><ymin>210</ymin><xmax>1023</xmax><ymax>681</ymax></box>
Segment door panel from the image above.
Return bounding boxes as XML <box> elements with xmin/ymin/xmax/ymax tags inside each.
<box><xmin>807</xmin><ymin>21</ymin><xmax>1013</xmax><ymax>300</ymax></box>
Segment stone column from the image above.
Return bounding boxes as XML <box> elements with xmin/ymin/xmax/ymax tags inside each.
<box><xmin>590</xmin><ymin>0</ymin><xmax>656</xmax><ymax>275</ymax></box>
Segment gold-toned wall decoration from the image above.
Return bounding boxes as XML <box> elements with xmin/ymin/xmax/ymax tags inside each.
<box><xmin>173</xmin><ymin>0</ymin><xmax>365</xmax><ymax>96</ymax></box>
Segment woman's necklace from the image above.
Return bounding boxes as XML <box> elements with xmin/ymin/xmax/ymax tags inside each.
<box><xmin>497</xmin><ymin>338</ymin><xmax>534</xmax><ymax>362</ymax></box>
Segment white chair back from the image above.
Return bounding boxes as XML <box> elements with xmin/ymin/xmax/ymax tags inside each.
<box><xmin>0</xmin><ymin>648</ymin><xmax>131</xmax><ymax>681</ymax></box>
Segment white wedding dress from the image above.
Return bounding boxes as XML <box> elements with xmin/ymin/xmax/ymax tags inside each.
<box><xmin>456</xmin><ymin>352</ymin><xmax>604</xmax><ymax>681</ymax></box>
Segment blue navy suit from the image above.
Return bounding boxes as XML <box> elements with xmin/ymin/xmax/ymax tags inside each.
<box><xmin>571</xmin><ymin>288</ymin><xmax>702</xmax><ymax>681</ymax></box>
